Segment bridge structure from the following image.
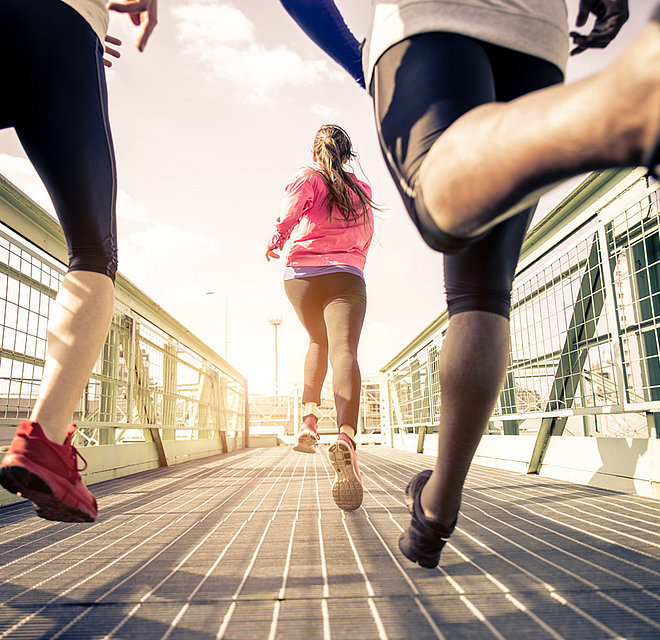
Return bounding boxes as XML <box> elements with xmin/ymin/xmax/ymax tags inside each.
<box><xmin>0</xmin><ymin>169</ymin><xmax>659</xmax><ymax>639</ymax></box>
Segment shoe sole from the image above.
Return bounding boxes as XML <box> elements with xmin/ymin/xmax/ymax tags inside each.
<box><xmin>328</xmin><ymin>441</ymin><xmax>363</xmax><ymax>511</ymax></box>
<box><xmin>0</xmin><ymin>466</ymin><xmax>94</xmax><ymax>523</ymax></box>
<box><xmin>293</xmin><ymin>432</ymin><xmax>317</xmax><ymax>453</ymax></box>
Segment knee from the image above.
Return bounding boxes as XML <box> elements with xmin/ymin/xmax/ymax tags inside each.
<box><xmin>309</xmin><ymin>336</ymin><xmax>328</xmax><ymax>352</ymax></box>
<box><xmin>411</xmin><ymin>181</ymin><xmax>485</xmax><ymax>255</ymax></box>
<box><xmin>446</xmin><ymin>287</ymin><xmax>511</xmax><ymax>319</ymax></box>
<box><xmin>330</xmin><ymin>348</ymin><xmax>358</xmax><ymax>371</ymax></box>
<box><xmin>68</xmin><ymin>241</ymin><xmax>117</xmax><ymax>282</ymax></box>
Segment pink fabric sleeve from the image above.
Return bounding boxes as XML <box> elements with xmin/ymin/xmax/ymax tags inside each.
<box><xmin>268</xmin><ymin>169</ymin><xmax>315</xmax><ymax>251</ymax></box>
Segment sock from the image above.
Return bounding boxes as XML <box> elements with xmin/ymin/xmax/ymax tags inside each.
<box><xmin>303</xmin><ymin>402</ymin><xmax>321</xmax><ymax>419</ymax></box>
<box><xmin>339</xmin><ymin>424</ymin><xmax>356</xmax><ymax>447</ymax></box>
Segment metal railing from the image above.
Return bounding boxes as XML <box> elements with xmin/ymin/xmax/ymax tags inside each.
<box><xmin>380</xmin><ymin>169</ymin><xmax>660</xmax><ymax>466</ymax></box>
<box><xmin>248</xmin><ymin>377</ymin><xmax>382</xmax><ymax>437</ymax></box>
<box><xmin>0</xmin><ymin>173</ymin><xmax>248</xmax><ymax>480</ymax></box>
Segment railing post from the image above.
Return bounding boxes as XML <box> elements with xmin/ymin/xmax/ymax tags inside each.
<box><xmin>99</xmin><ymin>318</ymin><xmax>119</xmax><ymax>445</ymax></box>
<box><xmin>161</xmin><ymin>338</ymin><xmax>178</xmax><ymax>440</ymax></box>
<box><xmin>528</xmin><ymin>236</ymin><xmax>606</xmax><ymax>474</ymax></box>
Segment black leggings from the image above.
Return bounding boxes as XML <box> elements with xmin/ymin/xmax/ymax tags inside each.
<box><xmin>284</xmin><ymin>273</ymin><xmax>367</xmax><ymax>430</ymax></box>
<box><xmin>0</xmin><ymin>0</ymin><xmax>118</xmax><ymax>280</ymax></box>
<box><xmin>373</xmin><ymin>33</ymin><xmax>564</xmax><ymax>318</ymax></box>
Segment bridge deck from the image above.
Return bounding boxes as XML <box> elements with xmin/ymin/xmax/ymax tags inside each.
<box><xmin>0</xmin><ymin>445</ymin><xmax>659</xmax><ymax>640</ymax></box>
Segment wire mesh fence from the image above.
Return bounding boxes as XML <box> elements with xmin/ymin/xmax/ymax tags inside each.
<box><xmin>0</xmin><ymin>179</ymin><xmax>247</xmax><ymax>452</ymax></box>
<box><xmin>382</xmin><ymin>170</ymin><xmax>660</xmax><ymax>440</ymax></box>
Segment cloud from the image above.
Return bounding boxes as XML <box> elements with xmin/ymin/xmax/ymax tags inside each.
<box><xmin>174</xmin><ymin>2</ymin><xmax>254</xmax><ymax>45</ymax></box>
<box><xmin>123</xmin><ymin>222</ymin><xmax>217</xmax><ymax>263</ymax></box>
<box><xmin>310</xmin><ymin>104</ymin><xmax>341</xmax><ymax>121</ymax></box>
<box><xmin>171</xmin><ymin>1</ymin><xmax>341</xmax><ymax>100</ymax></box>
<box><xmin>362</xmin><ymin>321</ymin><xmax>404</xmax><ymax>338</ymax></box>
<box><xmin>117</xmin><ymin>190</ymin><xmax>152</xmax><ymax>224</ymax></box>
<box><xmin>0</xmin><ymin>154</ymin><xmax>54</xmax><ymax>213</ymax></box>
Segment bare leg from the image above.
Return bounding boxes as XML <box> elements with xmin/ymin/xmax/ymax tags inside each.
<box><xmin>302</xmin><ymin>338</ymin><xmax>328</xmax><ymax>406</ymax></box>
<box><xmin>325</xmin><ymin>292</ymin><xmax>365</xmax><ymax>435</ymax></box>
<box><xmin>30</xmin><ymin>271</ymin><xmax>114</xmax><ymax>444</ymax></box>
<box><xmin>420</xmin><ymin>311</ymin><xmax>510</xmax><ymax>526</ymax></box>
<box><xmin>420</xmin><ymin>22</ymin><xmax>660</xmax><ymax>239</ymax></box>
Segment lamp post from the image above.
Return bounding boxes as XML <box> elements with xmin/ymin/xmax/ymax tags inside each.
<box><xmin>267</xmin><ymin>316</ymin><xmax>282</xmax><ymax>396</ymax></box>
<box><xmin>205</xmin><ymin>292</ymin><xmax>229</xmax><ymax>359</ymax></box>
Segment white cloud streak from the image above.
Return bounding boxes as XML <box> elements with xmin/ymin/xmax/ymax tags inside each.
<box><xmin>310</xmin><ymin>104</ymin><xmax>341</xmax><ymax>121</ymax></box>
<box><xmin>172</xmin><ymin>1</ymin><xmax>341</xmax><ymax>100</ymax></box>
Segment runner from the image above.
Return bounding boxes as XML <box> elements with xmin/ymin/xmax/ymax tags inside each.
<box><xmin>0</xmin><ymin>0</ymin><xmax>158</xmax><ymax>522</ymax></box>
<box><xmin>277</xmin><ymin>0</ymin><xmax>651</xmax><ymax>567</ymax></box>
<box><xmin>266</xmin><ymin>124</ymin><xmax>375</xmax><ymax>511</ymax></box>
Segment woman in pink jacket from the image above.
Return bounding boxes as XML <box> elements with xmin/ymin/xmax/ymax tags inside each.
<box><xmin>266</xmin><ymin>124</ymin><xmax>375</xmax><ymax>511</ymax></box>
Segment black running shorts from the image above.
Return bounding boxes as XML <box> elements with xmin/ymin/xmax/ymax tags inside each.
<box><xmin>0</xmin><ymin>0</ymin><xmax>118</xmax><ymax>280</ymax></box>
<box><xmin>372</xmin><ymin>32</ymin><xmax>563</xmax><ymax>318</ymax></box>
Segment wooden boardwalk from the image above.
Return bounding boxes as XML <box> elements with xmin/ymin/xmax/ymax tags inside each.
<box><xmin>0</xmin><ymin>445</ymin><xmax>659</xmax><ymax>639</ymax></box>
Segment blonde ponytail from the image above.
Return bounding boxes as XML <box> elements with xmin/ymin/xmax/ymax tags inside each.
<box><xmin>312</xmin><ymin>125</ymin><xmax>376</xmax><ymax>223</ymax></box>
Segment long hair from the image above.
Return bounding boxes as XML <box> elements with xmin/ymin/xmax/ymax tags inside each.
<box><xmin>313</xmin><ymin>124</ymin><xmax>375</xmax><ymax>224</ymax></box>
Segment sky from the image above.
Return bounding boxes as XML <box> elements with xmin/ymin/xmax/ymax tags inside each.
<box><xmin>0</xmin><ymin>0</ymin><xmax>655</xmax><ymax>395</ymax></box>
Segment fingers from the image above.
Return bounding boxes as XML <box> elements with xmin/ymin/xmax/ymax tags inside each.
<box><xmin>103</xmin><ymin>47</ymin><xmax>121</xmax><ymax>65</ymax></box>
<box><xmin>570</xmin><ymin>0</ymin><xmax>629</xmax><ymax>56</ymax></box>
<box><xmin>137</xmin><ymin>7</ymin><xmax>158</xmax><ymax>52</ymax></box>
<box><xmin>107</xmin><ymin>0</ymin><xmax>158</xmax><ymax>51</ymax></box>
<box><xmin>106</xmin><ymin>0</ymin><xmax>150</xmax><ymax>13</ymax></box>
<box><xmin>103</xmin><ymin>35</ymin><xmax>122</xmax><ymax>67</ymax></box>
<box><xmin>575</xmin><ymin>0</ymin><xmax>592</xmax><ymax>27</ymax></box>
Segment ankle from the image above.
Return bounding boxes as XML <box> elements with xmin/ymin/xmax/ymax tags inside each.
<box><xmin>420</xmin><ymin>483</ymin><xmax>460</xmax><ymax>528</ymax></box>
<box><xmin>339</xmin><ymin>424</ymin><xmax>356</xmax><ymax>441</ymax></box>
<box><xmin>303</xmin><ymin>402</ymin><xmax>321</xmax><ymax>420</ymax></box>
<box><xmin>28</xmin><ymin>417</ymin><xmax>68</xmax><ymax>445</ymax></box>
<box><xmin>301</xmin><ymin>413</ymin><xmax>318</xmax><ymax>431</ymax></box>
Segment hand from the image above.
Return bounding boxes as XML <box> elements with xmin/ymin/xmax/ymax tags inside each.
<box><xmin>570</xmin><ymin>0</ymin><xmax>629</xmax><ymax>56</ymax></box>
<box><xmin>103</xmin><ymin>35</ymin><xmax>122</xmax><ymax>67</ymax></box>
<box><xmin>107</xmin><ymin>0</ymin><xmax>158</xmax><ymax>52</ymax></box>
<box><xmin>265</xmin><ymin>250</ymin><xmax>280</xmax><ymax>262</ymax></box>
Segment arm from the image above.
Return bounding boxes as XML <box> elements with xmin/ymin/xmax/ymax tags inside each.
<box><xmin>279</xmin><ymin>0</ymin><xmax>365</xmax><ymax>88</ymax></box>
<box><xmin>570</xmin><ymin>0</ymin><xmax>629</xmax><ymax>55</ymax></box>
<box><xmin>267</xmin><ymin>171</ymin><xmax>314</xmax><ymax>253</ymax></box>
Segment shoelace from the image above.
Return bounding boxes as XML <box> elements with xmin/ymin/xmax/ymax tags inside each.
<box><xmin>41</xmin><ymin>432</ymin><xmax>88</xmax><ymax>483</ymax></box>
<box><xmin>68</xmin><ymin>444</ymin><xmax>88</xmax><ymax>482</ymax></box>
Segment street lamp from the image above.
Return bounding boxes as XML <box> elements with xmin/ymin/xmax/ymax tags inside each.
<box><xmin>205</xmin><ymin>291</ymin><xmax>229</xmax><ymax>359</ymax></box>
<box><xmin>267</xmin><ymin>316</ymin><xmax>283</xmax><ymax>396</ymax></box>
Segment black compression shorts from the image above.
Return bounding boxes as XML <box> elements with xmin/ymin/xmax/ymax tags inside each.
<box><xmin>372</xmin><ymin>32</ymin><xmax>564</xmax><ymax>318</ymax></box>
<box><xmin>0</xmin><ymin>0</ymin><xmax>118</xmax><ymax>280</ymax></box>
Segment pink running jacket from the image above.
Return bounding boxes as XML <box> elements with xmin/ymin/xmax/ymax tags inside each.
<box><xmin>268</xmin><ymin>165</ymin><xmax>374</xmax><ymax>271</ymax></box>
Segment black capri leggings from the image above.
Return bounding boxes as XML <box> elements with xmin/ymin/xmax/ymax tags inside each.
<box><xmin>0</xmin><ymin>0</ymin><xmax>118</xmax><ymax>280</ymax></box>
<box><xmin>284</xmin><ymin>273</ymin><xmax>367</xmax><ymax>430</ymax></box>
<box><xmin>373</xmin><ymin>33</ymin><xmax>564</xmax><ymax>318</ymax></box>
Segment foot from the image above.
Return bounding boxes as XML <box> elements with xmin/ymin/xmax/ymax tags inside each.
<box><xmin>327</xmin><ymin>432</ymin><xmax>362</xmax><ymax>511</ymax></box>
<box><xmin>293</xmin><ymin>414</ymin><xmax>319</xmax><ymax>453</ymax></box>
<box><xmin>398</xmin><ymin>470</ymin><xmax>456</xmax><ymax>568</ymax></box>
<box><xmin>0</xmin><ymin>421</ymin><xmax>97</xmax><ymax>522</ymax></box>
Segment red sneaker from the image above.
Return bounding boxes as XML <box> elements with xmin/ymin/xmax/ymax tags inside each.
<box><xmin>0</xmin><ymin>421</ymin><xmax>97</xmax><ymax>522</ymax></box>
<box><xmin>327</xmin><ymin>432</ymin><xmax>363</xmax><ymax>511</ymax></box>
<box><xmin>293</xmin><ymin>414</ymin><xmax>319</xmax><ymax>453</ymax></box>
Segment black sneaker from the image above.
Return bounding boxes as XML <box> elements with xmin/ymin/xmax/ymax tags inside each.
<box><xmin>398</xmin><ymin>470</ymin><xmax>456</xmax><ymax>568</ymax></box>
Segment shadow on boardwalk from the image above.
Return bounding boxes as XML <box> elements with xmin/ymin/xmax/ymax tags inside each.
<box><xmin>0</xmin><ymin>446</ymin><xmax>659</xmax><ymax>639</ymax></box>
